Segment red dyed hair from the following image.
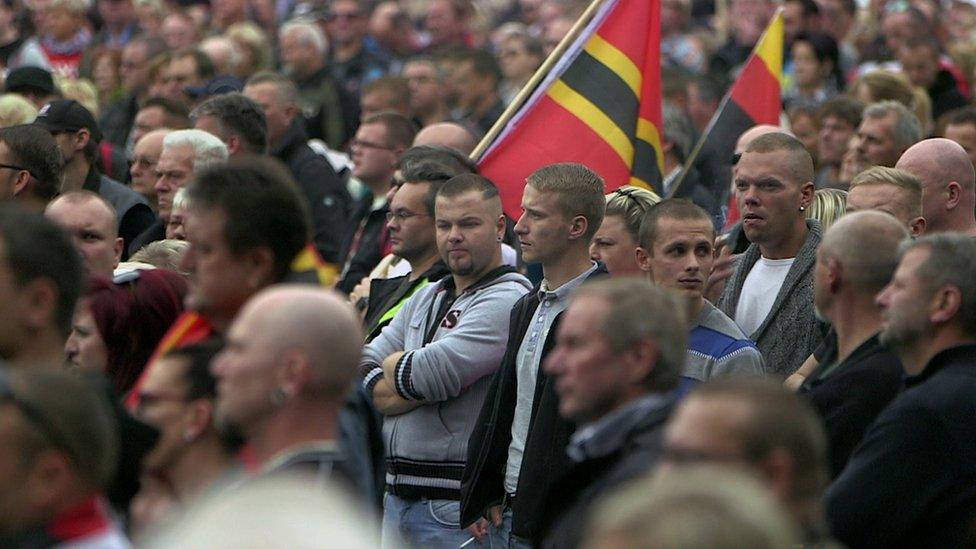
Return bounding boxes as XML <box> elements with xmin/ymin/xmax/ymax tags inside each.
<box><xmin>86</xmin><ymin>269</ymin><xmax>188</xmax><ymax>394</ymax></box>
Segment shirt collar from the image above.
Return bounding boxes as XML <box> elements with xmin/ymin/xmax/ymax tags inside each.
<box><xmin>567</xmin><ymin>391</ymin><xmax>673</xmax><ymax>462</ymax></box>
<box><xmin>538</xmin><ymin>261</ymin><xmax>599</xmax><ymax>301</ymax></box>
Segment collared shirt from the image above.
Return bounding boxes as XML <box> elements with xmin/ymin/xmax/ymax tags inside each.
<box><xmin>567</xmin><ymin>392</ymin><xmax>673</xmax><ymax>462</ymax></box>
<box><xmin>504</xmin><ymin>262</ymin><xmax>599</xmax><ymax>494</ymax></box>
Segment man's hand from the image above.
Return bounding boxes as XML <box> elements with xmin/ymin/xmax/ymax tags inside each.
<box><xmin>371</xmin><ymin>352</ymin><xmax>423</xmax><ymax>415</ymax></box>
<box><xmin>466</xmin><ymin>505</ymin><xmax>503</xmax><ymax>542</ymax></box>
<box><xmin>706</xmin><ymin>242</ymin><xmax>737</xmax><ymax>303</ymax></box>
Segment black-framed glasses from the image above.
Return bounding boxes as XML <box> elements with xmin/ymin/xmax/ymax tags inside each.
<box><xmin>0</xmin><ymin>369</ymin><xmax>76</xmax><ymax>464</ymax></box>
<box><xmin>0</xmin><ymin>163</ymin><xmax>32</xmax><ymax>178</ymax></box>
<box><xmin>386</xmin><ymin>210</ymin><xmax>430</xmax><ymax>223</ymax></box>
<box><xmin>731</xmin><ymin>152</ymin><xmax>742</xmax><ymax>166</ymax></box>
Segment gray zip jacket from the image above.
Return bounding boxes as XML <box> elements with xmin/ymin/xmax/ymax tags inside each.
<box><xmin>360</xmin><ymin>267</ymin><xmax>531</xmax><ymax>500</ymax></box>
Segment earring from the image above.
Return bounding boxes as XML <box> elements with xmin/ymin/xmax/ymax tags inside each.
<box><xmin>799</xmin><ymin>206</ymin><xmax>805</xmax><ymax>212</ymax></box>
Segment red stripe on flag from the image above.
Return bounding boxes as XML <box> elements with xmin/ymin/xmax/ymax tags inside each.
<box><xmin>480</xmin><ymin>95</ymin><xmax>631</xmax><ymax>218</ymax></box>
<box><xmin>729</xmin><ymin>59</ymin><xmax>781</xmax><ymax>125</ymax></box>
<box><xmin>594</xmin><ymin>1</ymin><xmax>653</xmax><ymax>66</ymax></box>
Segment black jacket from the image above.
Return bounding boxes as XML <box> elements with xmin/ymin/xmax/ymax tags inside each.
<box><xmin>272</xmin><ymin>118</ymin><xmax>351</xmax><ymax>264</ymax></box>
<box><xmin>363</xmin><ymin>261</ymin><xmax>450</xmax><ymax>342</ymax></box>
<box><xmin>460</xmin><ymin>265</ymin><xmax>608</xmax><ymax>539</ymax></box>
<box><xmin>927</xmin><ymin>69</ymin><xmax>969</xmax><ymax>121</ymax></box>
<box><xmin>336</xmin><ymin>195</ymin><xmax>390</xmax><ymax>294</ymax></box>
<box><xmin>827</xmin><ymin>344</ymin><xmax>976</xmax><ymax>548</ymax></box>
<box><xmin>799</xmin><ymin>333</ymin><xmax>904</xmax><ymax>478</ymax></box>
<box><xmin>128</xmin><ymin>218</ymin><xmax>166</xmax><ymax>257</ymax></box>
<box><xmin>539</xmin><ymin>396</ymin><xmax>673</xmax><ymax>549</ymax></box>
<box><xmin>84</xmin><ymin>167</ymin><xmax>155</xmax><ymax>260</ymax></box>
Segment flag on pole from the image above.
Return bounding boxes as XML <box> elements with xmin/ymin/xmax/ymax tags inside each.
<box><xmin>671</xmin><ymin>9</ymin><xmax>784</xmax><ymax>228</ymax></box>
<box><xmin>476</xmin><ymin>0</ymin><xmax>664</xmax><ymax>219</ymax></box>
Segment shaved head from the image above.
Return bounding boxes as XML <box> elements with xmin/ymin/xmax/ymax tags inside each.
<box><xmin>413</xmin><ymin>122</ymin><xmax>478</xmax><ymax>155</ymax></box>
<box><xmin>236</xmin><ymin>286</ymin><xmax>362</xmax><ymax>395</ymax></box>
<box><xmin>896</xmin><ymin>138</ymin><xmax>976</xmax><ymax>233</ymax></box>
<box><xmin>735</xmin><ymin>124</ymin><xmax>791</xmax><ymax>155</ymax></box>
<box><xmin>821</xmin><ymin>210</ymin><xmax>909</xmax><ymax>293</ymax></box>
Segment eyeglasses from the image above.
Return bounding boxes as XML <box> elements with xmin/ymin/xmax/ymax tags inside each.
<box><xmin>134</xmin><ymin>389</ymin><xmax>189</xmax><ymax>416</ymax></box>
<box><xmin>0</xmin><ymin>369</ymin><xmax>76</xmax><ymax>465</ymax></box>
<box><xmin>386</xmin><ymin>210</ymin><xmax>430</xmax><ymax>223</ymax></box>
<box><xmin>0</xmin><ymin>163</ymin><xmax>34</xmax><ymax>179</ymax></box>
<box><xmin>131</xmin><ymin>156</ymin><xmax>158</xmax><ymax>169</ymax></box>
<box><xmin>731</xmin><ymin>152</ymin><xmax>742</xmax><ymax>166</ymax></box>
<box><xmin>351</xmin><ymin>139</ymin><xmax>395</xmax><ymax>151</ymax></box>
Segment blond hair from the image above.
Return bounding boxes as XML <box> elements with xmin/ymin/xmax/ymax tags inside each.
<box><xmin>56</xmin><ymin>77</ymin><xmax>99</xmax><ymax>117</ymax></box>
<box><xmin>0</xmin><ymin>93</ymin><xmax>38</xmax><ymax>127</ymax></box>
<box><xmin>806</xmin><ymin>188</ymin><xmax>847</xmax><ymax>231</ymax></box>
<box><xmin>849</xmin><ymin>166</ymin><xmax>923</xmax><ymax>217</ymax></box>
<box><xmin>604</xmin><ymin>186</ymin><xmax>661</xmax><ymax>240</ymax></box>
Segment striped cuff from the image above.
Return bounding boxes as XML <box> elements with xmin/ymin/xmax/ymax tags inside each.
<box><xmin>363</xmin><ymin>367</ymin><xmax>384</xmax><ymax>393</ymax></box>
<box><xmin>393</xmin><ymin>351</ymin><xmax>424</xmax><ymax>401</ymax></box>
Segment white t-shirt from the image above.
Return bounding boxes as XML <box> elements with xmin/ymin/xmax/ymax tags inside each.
<box><xmin>734</xmin><ymin>256</ymin><xmax>795</xmax><ymax>336</ymax></box>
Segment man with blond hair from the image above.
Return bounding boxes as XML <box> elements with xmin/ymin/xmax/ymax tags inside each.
<box><xmin>462</xmin><ymin>163</ymin><xmax>607</xmax><ymax>547</ymax></box>
<box><xmin>845</xmin><ymin>166</ymin><xmax>926</xmax><ymax>236</ymax></box>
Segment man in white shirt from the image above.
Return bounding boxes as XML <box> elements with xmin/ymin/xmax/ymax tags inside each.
<box><xmin>717</xmin><ymin>132</ymin><xmax>825</xmax><ymax>375</ymax></box>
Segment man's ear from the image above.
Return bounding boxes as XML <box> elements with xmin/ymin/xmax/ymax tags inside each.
<box><xmin>568</xmin><ymin>215</ymin><xmax>588</xmax><ymax>241</ymax></box>
<box><xmin>244</xmin><ymin>246</ymin><xmax>277</xmax><ymax>288</ymax></box>
<box><xmin>799</xmin><ymin>181</ymin><xmax>815</xmax><ymax>211</ymax></box>
<box><xmin>910</xmin><ymin>216</ymin><xmax>926</xmax><ymax>237</ymax></box>
<box><xmin>635</xmin><ymin>246</ymin><xmax>652</xmax><ymax>274</ymax></box>
<box><xmin>112</xmin><ymin>237</ymin><xmax>123</xmax><ymax>268</ymax></box>
<box><xmin>946</xmin><ymin>182</ymin><xmax>962</xmax><ymax>210</ymax></box>
<box><xmin>21</xmin><ymin>278</ymin><xmax>58</xmax><ymax>331</ymax></box>
<box><xmin>12</xmin><ymin>170</ymin><xmax>30</xmax><ymax>196</ymax></box>
<box><xmin>929</xmin><ymin>285</ymin><xmax>963</xmax><ymax>325</ymax></box>
<box><xmin>74</xmin><ymin>129</ymin><xmax>91</xmax><ymax>153</ymax></box>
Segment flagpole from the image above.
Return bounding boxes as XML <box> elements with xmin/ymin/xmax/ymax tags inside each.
<box><xmin>470</xmin><ymin>0</ymin><xmax>613</xmax><ymax>161</ymax></box>
<box><xmin>666</xmin><ymin>7</ymin><xmax>783</xmax><ymax>199</ymax></box>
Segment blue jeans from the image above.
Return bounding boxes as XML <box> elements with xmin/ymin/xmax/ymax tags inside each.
<box><xmin>487</xmin><ymin>506</ymin><xmax>533</xmax><ymax>549</ymax></box>
<box><xmin>382</xmin><ymin>493</ymin><xmax>471</xmax><ymax>549</ymax></box>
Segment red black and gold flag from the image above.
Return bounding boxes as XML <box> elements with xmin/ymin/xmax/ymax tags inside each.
<box><xmin>674</xmin><ymin>10</ymin><xmax>783</xmax><ymax>227</ymax></box>
<box><xmin>476</xmin><ymin>0</ymin><xmax>664</xmax><ymax>219</ymax></box>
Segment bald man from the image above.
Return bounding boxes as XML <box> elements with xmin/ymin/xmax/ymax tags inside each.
<box><xmin>799</xmin><ymin>211</ymin><xmax>909</xmax><ymax>477</ymax></box>
<box><xmin>896</xmin><ymin>138</ymin><xmax>976</xmax><ymax>236</ymax></box>
<box><xmin>212</xmin><ymin>285</ymin><xmax>363</xmax><ymax>487</ymax></box>
<box><xmin>45</xmin><ymin>191</ymin><xmax>123</xmax><ymax>278</ymax></box>
<box><xmin>413</xmin><ymin>122</ymin><xmax>478</xmax><ymax>155</ymax></box>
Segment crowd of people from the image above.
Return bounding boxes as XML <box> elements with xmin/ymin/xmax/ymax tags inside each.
<box><xmin>2</xmin><ymin>0</ymin><xmax>976</xmax><ymax>547</ymax></box>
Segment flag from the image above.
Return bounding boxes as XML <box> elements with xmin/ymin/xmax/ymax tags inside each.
<box><xmin>476</xmin><ymin>0</ymin><xmax>664</xmax><ymax>219</ymax></box>
<box><xmin>673</xmin><ymin>10</ymin><xmax>784</xmax><ymax>229</ymax></box>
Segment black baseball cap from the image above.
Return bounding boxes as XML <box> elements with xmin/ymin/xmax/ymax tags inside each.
<box><xmin>34</xmin><ymin>99</ymin><xmax>103</xmax><ymax>143</ymax></box>
<box><xmin>5</xmin><ymin>66</ymin><xmax>57</xmax><ymax>95</ymax></box>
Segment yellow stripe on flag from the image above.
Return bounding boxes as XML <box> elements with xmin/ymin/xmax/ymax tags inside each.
<box><xmin>628</xmin><ymin>176</ymin><xmax>655</xmax><ymax>190</ymax></box>
<box><xmin>584</xmin><ymin>34</ymin><xmax>642</xmax><ymax>97</ymax></box>
<box><xmin>636</xmin><ymin>118</ymin><xmax>665</xmax><ymax>172</ymax></box>
<box><xmin>547</xmin><ymin>79</ymin><xmax>634</xmax><ymax>167</ymax></box>
<box><xmin>756</xmin><ymin>11</ymin><xmax>784</xmax><ymax>83</ymax></box>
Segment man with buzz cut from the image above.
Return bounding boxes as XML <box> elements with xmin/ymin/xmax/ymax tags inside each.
<box><xmin>359</xmin><ymin>174</ymin><xmax>530</xmax><ymax>547</ymax></box>
<box><xmin>718</xmin><ymin>132</ymin><xmax>825</xmax><ymax>376</ymax></box>
<box><xmin>636</xmin><ymin>198</ymin><xmax>764</xmax><ymax>385</ymax></box>
<box><xmin>462</xmin><ymin>163</ymin><xmax>607</xmax><ymax>548</ymax></box>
